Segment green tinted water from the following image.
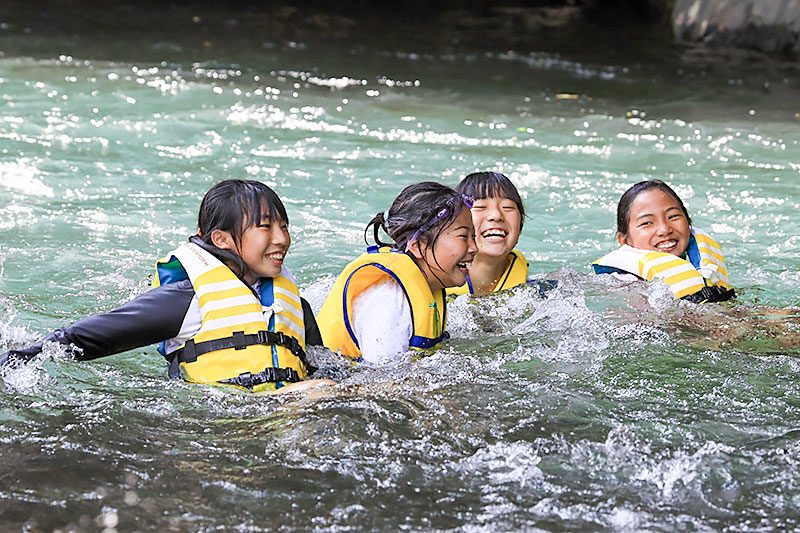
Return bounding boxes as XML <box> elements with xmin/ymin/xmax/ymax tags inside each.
<box><xmin>1</xmin><ymin>11</ymin><xmax>800</xmax><ymax>531</ymax></box>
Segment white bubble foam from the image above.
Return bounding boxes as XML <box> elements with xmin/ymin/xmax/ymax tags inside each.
<box><xmin>0</xmin><ymin>159</ymin><xmax>54</xmax><ymax>197</ymax></box>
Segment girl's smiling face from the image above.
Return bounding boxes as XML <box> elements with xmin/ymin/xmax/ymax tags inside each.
<box><xmin>470</xmin><ymin>196</ymin><xmax>521</xmax><ymax>259</ymax></box>
<box><xmin>213</xmin><ymin>213</ymin><xmax>291</xmax><ymax>284</ymax></box>
<box><xmin>618</xmin><ymin>188</ymin><xmax>691</xmax><ymax>256</ymax></box>
<box><xmin>411</xmin><ymin>208</ymin><xmax>477</xmax><ymax>292</ymax></box>
<box><xmin>237</xmin><ymin>216</ymin><xmax>291</xmax><ymax>283</ymax></box>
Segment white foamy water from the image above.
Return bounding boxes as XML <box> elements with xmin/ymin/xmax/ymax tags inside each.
<box><xmin>1</xmin><ymin>18</ymin><xmax>799</xmax><ymax>531</ymax></box>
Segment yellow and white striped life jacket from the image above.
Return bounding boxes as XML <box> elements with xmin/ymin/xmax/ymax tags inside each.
<box><xmin>592</xmin><ymin>227</ymin><xmax>735</xmax><ymax>303</ymax></box>
<box><xmin>155</xmin><ymin>243</ymin><xmax>307</xmax><ymax>392</ymax></box>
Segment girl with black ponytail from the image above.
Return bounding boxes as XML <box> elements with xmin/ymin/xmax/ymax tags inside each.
<box><xmin>317</xmin><ymin>182</ymin><xmax>477</xmax><ymax>363</ymax></box>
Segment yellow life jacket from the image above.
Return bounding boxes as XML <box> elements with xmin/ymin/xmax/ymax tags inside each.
<box><xmin>317</xmin><ymin>246</ymin><xmax>448</xmax><ymax>361</ymax></box>
<box><xmin>447</xmin><ymin>249</ymin><xmax>529</xmax><ymax>296</ymax></box>
<box><xmin>592</xmin><ymin>227</ymin><xmax>735</xmax><ymax>303</ymax></box>
<box><xmin>154</xmin><ymin>243</ymin><xmax>307</xmax><ymax>392</ymax></box>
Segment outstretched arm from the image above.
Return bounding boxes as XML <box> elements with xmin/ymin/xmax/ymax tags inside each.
<box><xmin>1</xmin><ymin>280</ymin><xmax>195</xmax><ymax>367</ymax></box>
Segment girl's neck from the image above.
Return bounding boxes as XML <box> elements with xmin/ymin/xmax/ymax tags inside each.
<box><xmin>409</xmin><ymin>254</ymin><xmax>444</xmax><ymax>293</ymax></box>
<box><xmin>467</xmin><ymin>252</ymin><xmax>509</xmax><ymax>296</ymax></box>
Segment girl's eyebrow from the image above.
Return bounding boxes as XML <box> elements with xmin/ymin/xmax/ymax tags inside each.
<box><xmin>636</xmin><ymin>205</ymin><xmax>681</xmax><ymax>220</ymax></box>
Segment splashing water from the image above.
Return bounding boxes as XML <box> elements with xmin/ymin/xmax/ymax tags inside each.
<box><xmin>1</xmin><ymin>8</ymin><xmax>800</xmax><ymax>531</ymax></box>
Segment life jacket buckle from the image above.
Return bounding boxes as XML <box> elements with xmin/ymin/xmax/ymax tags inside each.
<box><xmin>219</xmin><ymin>366</ymin><xmax>301</xmax><ymax>390</ymax></box>
<box><xmin>232</xmin><ymin>331</ymin><xmax>247</xmax><ymax>350</ymax></box>
<box><xmin>181</xmin><ymin>340</ymin><xmax>197</xmax><ymax>363</ymax></box>
<box><xmin>275</xmin><ymin>332</ymin><xmax>287</xmax><ymax>347</ymax></box>
<box><xmin>681</xmin><ymin>285</ymin><xmax>736</xmax><ymax>304</ymax></box>
<box><xmin>262</xmin><ymin>367</ymin><xmax>278</xmax><ymax>382</ymax></box>
<box><xmin>237</xmin><ymin>371</ymin><xmax>253</xmax><ymax>390</ymax></box>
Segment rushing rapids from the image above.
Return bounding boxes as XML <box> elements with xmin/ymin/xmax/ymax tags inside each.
<box><xmin>1</xmin><ymin>7</ymin><xmax>800</xmax><ymax>530</ymax></box>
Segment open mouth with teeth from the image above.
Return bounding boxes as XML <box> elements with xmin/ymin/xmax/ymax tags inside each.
<box><xmin>265</xmin><ymin>252</ymin><xmax>285</xmax><ymax>264</ymax></box>
<box><xmin>655</xmin><ymin>240</ymin><xmax>678</xmax><ymax>251</ymax></box>
<box><xmin>456</xmin><ymin>261</ymin><xmax>472</xmax><ymax>272</ymax></box>
<box><xmin>481</xmin><ymin>229</ymin><xmax>508</xmax><ymax>241</ymax></box>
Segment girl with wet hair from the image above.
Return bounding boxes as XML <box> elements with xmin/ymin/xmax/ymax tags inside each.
<box><xmin>191</xmin><ymin>178</ymin><xmax>289</xmax><ymax>281</ymax></box>
<box><xmin>593</xmin><ymin>179</ymin><xmax>735</xmax><ymax>303</ymax></box>
<box><xmin>317</xmin><ymin>181</ymin><xmax>477</xmax><ymax>363</ymax></box>
<box><xmin>615</xmin><ymin>179</ymin><xmax>692</xmax><ymax>241</ymax></box>
<box><xmin>1</xmin><ymin>179</ymin><xmax>335</xmax><ymax>394</ymax></box>
<box><xmin>449</xmin><ymin>171</ymin><xmax>529</xmax><ymax>296</ymax></box>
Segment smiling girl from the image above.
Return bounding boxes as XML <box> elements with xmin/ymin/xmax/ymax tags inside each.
<box><xmin>592</xmin><ymin>180</ymin><xmax>736</xmax><ymax>303</ymax></box>
<box><xmin>448</xmin><ymin>171</ymin><xmax>528</xmax><ymax>297</ymax></box>
<box><xmin>1</xmin><ymin>180</ymin><xmax>334</xmax><ymax>394</ymax></box>
<box><xmin>317</xmin><ymin>182</ymin><xmax>477</xmax><ymax>363</ymax></box>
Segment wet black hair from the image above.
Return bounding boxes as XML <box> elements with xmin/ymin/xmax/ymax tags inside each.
<box><xmin>455</xmin><ymin>171</ymin><xmax>526</xmax><ymax>230</ymax></box>
<box><xmin>616</xmin><ymin>180</ymin><xmax>692</xmax><ymax>237</ymax></box>
<box><xmin>365</xmin><ymin>181</ymin><xmax>470</xmax><ymax>283</ymax></box>
<box><xmin>190</xmin><ymin>179</ymin><xmax>288</xmax><ymax>281</ymax></box>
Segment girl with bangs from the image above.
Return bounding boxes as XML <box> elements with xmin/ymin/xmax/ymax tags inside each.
<box><xmin>448</xmin><ymin>171</ymin><xmax>529</xmax><ymax>297</ymax></box>
<box><xmin>1</xmin><ymin>180</ymin><xmax>335</xmax><ymax>394</ymax></box>
<box><xmin>317</xmin><ymin>182</ymin><xmax>477</xmax><ymax>364</ymax></box>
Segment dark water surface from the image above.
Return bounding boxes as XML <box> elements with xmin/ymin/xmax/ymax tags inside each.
<box><xmin>1</xmin><ymin>3</ymin><xmax>800</xmax><ymax>531</ymax></box>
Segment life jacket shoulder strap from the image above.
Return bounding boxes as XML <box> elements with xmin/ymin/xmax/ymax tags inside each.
<box><xmin>496</xmin><ymin>250</ymin><xmax>529</xmax><ymax>291</ymax></box>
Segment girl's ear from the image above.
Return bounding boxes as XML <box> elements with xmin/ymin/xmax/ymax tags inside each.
<box><xmin>407</xmin><ymin>240</ymin><xmax>425</xmax><ymax>260</ymax></box>
<box><xmin>211</xmin><ymin>229</ymin><xmax>236</xmax><ymax>250</ymax></box>
<box><xmin>617</xmin><ymin>232</ymin><xmax>628</xmax><ymax>247</ymax></box>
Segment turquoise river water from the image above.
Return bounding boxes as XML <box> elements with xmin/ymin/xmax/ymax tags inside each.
<box><xmin>1</xmin><ymin>15</ymin><xmax>800</xmax><ymax>532</ymax></box>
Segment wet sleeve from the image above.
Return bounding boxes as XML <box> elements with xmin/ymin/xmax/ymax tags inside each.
<box><xmin>0</xmin><ymin>280</ymin><xmax>196</xmax><ymax>366</ymax></box>
<box><xmin>302</xmin><ymin>297</ymin><xmax>323</xmax><ymax>346</ymax></box>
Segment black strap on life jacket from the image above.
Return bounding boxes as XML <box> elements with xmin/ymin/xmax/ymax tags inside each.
<box><xmin>174</xmin><ymin>330</ymin><xmax>303</xmax><ymax>362</ymax></box>
<box><xmin>681</xmin><ymin>285</ymin><xmax>736</xmax><ymax>304</ymax></box>
<box><xmin>172</xmin><ymin>330</ymin><xmax>310</xmax><ymax>370</ymax></box>
<box><xmin>219</xmin><ymin>367</ymin><xmax>301</xmax><ymax>390</ymax></box>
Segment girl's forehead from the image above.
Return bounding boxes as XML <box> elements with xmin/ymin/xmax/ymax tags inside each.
<box><xmin>631</xmin><ymin>188</ymin><xmax>680</xmax><ymax>208</ymax></box>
